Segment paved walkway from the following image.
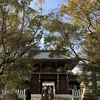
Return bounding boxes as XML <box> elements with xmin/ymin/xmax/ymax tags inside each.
<box><xmin>0</xmin><ymin>94</ymin><xmax>74</xmax><ymax>100</ymax></box>
<box><xmin>31</xmin><ymin>94</ymin><xmax>73</xmax><ymax>100</ymax></box>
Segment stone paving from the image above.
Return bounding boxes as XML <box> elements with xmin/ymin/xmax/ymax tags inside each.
<box><xmin>31</xmin><ymin>94</ymin><xmax>73</xmax><ymax>100</ymax></box>
<box><xmin>0</xmin><ymin>94</ymin><xmax>74</xmax><ymax>100</ymax></box>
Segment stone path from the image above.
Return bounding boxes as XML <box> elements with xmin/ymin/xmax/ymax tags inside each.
<box><xmin>0</xmin><ymin>94</ymin><xmax>74</xmax><ymax>100</ymax></box>
<box><xmin>31</xmin><ymin>94</ymin><xmax>73</xmax><ymax>100</ymax></box>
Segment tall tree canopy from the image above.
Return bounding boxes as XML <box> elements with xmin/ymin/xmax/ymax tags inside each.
<box><xmin>0</xmin><ymin>0</ymin><xmax>48</xmax><ymax>89</ymax></box>
<box><xmin>42</xmin><ymin>0</ymin><xmax>100</xmax><ymax>90</ymax></box>
<box><xmin>60</xmin><ymin>0</ymin><xmax>100</xmax><ymax>89</ymax></box>
<box><xmin>0</xmin><ymin>0</ymin><xmax>100</xmax><ymax>91</ymax></box>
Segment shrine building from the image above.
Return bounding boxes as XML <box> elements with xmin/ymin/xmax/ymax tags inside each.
<box><xmin>29</xmin><ymin>50</ymin><xmax>80</xmax><ymax>94</ymax></box>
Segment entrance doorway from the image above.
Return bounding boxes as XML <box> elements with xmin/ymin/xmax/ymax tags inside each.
<box><xmin>41</xmin><ymin>80</ymin><xmax>56</xmax><ymax>94</ymax></box>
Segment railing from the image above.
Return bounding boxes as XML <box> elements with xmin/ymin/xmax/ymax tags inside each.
<box><xmin>15</xmin><ymin>89</ymin><xmax>26</xmax><ymax>100</ymax></box>
<box><xmin>72</xmin><ymin>89</ymin><xmax>82</xmax><ymax>97</ymax></box>
<box><xmin>1</xmin><ymin>89</ymin><xmax>7</xmax><ymax>95</ymax></box>
<box><xmin>15</xmin><ymin>89</ymin><xmax>26</xmax><ymax>95</ymax></box>
<box><xmin>1</xmin><ymin>89</ymin><xmax>26</xmax><ymax>95</ymax></box>
<box><xmin>1</xmin><ymin>89</ymin><xmax>82</xmax><ymax>99</ymax></box>
<box><xmin>1</xmin><ymin>89</ymin><xmax>26</xmax><ymax>100</ymax></box>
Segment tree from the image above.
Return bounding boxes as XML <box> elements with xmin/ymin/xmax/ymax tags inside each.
<box><xmin>60</xmin><ymin>0</ymin><xmax>100</xmax><ymax>90</ymax></box>
<box><xmin>42</xmin><ymin>0</ymin><xmax>100</xmax><ymax>91</ymax></box>
<box><xmin>0</xmin><ymin>0</ymin><xmax>47</xmax><ymax>90</ymax></box>
<box><xmin>1</xmin><ymin>57</ymin><xmax>36</xmax><ymax>90</ymax></box>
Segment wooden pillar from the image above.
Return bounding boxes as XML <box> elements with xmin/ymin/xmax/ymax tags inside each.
<box><xmin>38</xmin><ymin>74</ymin><xmax>41</xmax><ymax>93</ymax></box>
<box><xmin>66</xmin><ymin>74</ymin><xmax>69</xmax><ymax>93</ymax></box>
<box><xmin>57</xmin><ymin>74</ymin><xmax>59</xmax><ymax>94</ymax></box>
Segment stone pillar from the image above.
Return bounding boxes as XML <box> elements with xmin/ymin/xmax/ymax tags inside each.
<box><xmin>57</xmin><ymin>74</ymin><xmax>59</xmax><ymax>94</ymax></box>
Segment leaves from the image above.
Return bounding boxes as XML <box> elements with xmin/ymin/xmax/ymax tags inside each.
<box><xmin>62</xmin><ymin>0</ymin><xmax>100</xmax><ymax>89</ymax></box>
<box><xmin>0</xmin><ymin>0</ymin><xmax>45</xmax><ymax>89</ymax></box>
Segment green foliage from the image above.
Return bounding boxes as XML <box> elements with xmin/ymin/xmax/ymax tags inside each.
<box><xmin>0</xmin><ymin>0</ymin><xmax>99</xmax><ymax>91</ymax></box>
<box><xmin>60</xmin><ymin>0</ymin><xmax>100</xmax><ymax>90</ymax></box>
<box><xmin>36</xmin><ymin>0</ymin><xmax>45</xmax><ymax>4</ymax></box>
<box><xmin>57</xmin><ymin>66</ymin><xmax>63</xmax><ymax>73</ymax></box>
<box><xmin>1</xmin><ymin>56</ymin><xmax>36</xmax><ymax>89</ymax></box>
<box><xmin>0</xmin><ymin>0</ymin><xmax>47</xmax><ymax>89</ymax></box>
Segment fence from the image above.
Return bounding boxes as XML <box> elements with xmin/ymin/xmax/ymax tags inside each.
<box><xmin>1</xmin><ymin>89</ymin><xmax>26</xmax><ymax>95</ymax></box>
<box><xmin>15</xmin><ymin>89</ymin><xmax>26</xmax><ymax>100</ymax></box>
<box><xmin>1</xmin><ymin>89</ymin><xmax>26</xmax><ymax>100</ymax></box>
<box><xmin>15</xmin><ymin>89</ymin><xmax>26</xmax><ymax>95</ymax></box>
<box><xmin>72</xmin><ymin>89</ymin><xmax>82</xmax><ymax>97</ymax></box>
<box><xmin>1</xmin><ymin>89</ymin><xmax>82</xmax><ymax>99</ymax></box>
<box><xmin>1</xmin><ymin>89</ymin><xmax>7</xmax><ymax>95</ymax></box>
